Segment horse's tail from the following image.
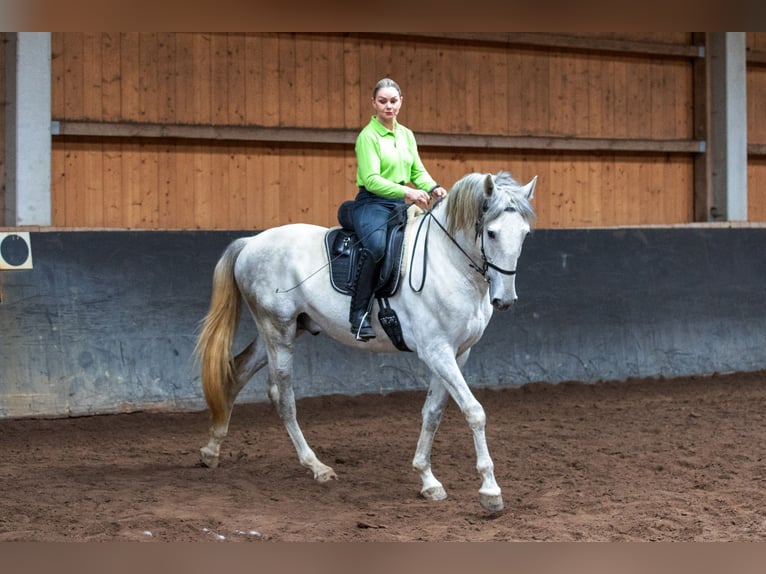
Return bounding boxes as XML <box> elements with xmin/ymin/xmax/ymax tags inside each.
<box><xmin>195</xmin><ymin>238</ymin><xmax>249</xmax><ymax>427</ymax></box>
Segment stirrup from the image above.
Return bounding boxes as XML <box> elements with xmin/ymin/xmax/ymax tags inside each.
<box><xmin>352</xmin><ymin>311</ymin><xmax>376</xmax><ymax>341</ymax></box>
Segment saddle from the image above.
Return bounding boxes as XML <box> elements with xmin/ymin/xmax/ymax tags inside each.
<box><xmin>324</xmin><ymin>200</ymin><xmax>411</xmax><ymax>351</ymax></box>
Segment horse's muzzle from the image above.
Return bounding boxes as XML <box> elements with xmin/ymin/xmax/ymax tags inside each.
<box><xmin>492</xmin><ymin>298</ymin><xmax>516</xmax><ymax>312</ymax></box>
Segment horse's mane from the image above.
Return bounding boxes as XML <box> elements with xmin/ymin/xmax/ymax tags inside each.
<box><xmin>443</xmin><ymin>171</ymin><xmax>536</xmax><ymax>236</ymax></box>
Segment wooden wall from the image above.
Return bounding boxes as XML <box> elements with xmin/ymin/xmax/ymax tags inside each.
<box><xmin>747</xmin><ymin>33</ymin><xmax>766</xmax><ymax>222</ymax></box>
<box><xmin>40</xmin><ymin>33</ymin><xmax>762</xmax><ymax>229</ymax></box>
<box><xmin>0</xmin><ymin>33</ymin><xmax>6</xmax><ymax>221</ymax></box>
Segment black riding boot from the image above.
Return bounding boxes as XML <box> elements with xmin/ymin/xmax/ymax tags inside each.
<box><xmin>349</xmin><ymin>248</ymin><xmax>379</xmax><ymax>341</ymax></box>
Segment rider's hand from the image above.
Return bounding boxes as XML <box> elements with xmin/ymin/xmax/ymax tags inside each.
<box><xmin>405</xmin><ymin>187</ymin><xmax>431</xmax><ymax>210</ymax></box>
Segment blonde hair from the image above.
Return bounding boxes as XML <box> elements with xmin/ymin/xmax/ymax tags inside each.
<box><xmin>373</xmin><ymin>78</ymin><xmax>402</xmax><ymax>98</ymax></box>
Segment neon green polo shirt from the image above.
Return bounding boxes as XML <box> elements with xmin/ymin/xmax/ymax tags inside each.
<box><xmin>355</xmin><ymin>116</ymin><xmax>438</xmax><ymax>199</ymax></box>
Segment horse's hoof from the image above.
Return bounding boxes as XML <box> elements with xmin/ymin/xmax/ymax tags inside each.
<box><xmin>200</xmin><ymin>447</ymin><xmax>220</xmax><ymax>469</ymax></box>
<box><xmin>421</xmin><ymin>485</ymin><xmax>448</xmax><ymax>501</ymax></box>
<box><xmin>479</xmin><ymin>493</ymin><xmax>504</xmax><ymax>513</ymax></box>
<box><xmin>314</xmin><ymin>467</ymin><xmax>337</xmax><ymax>483</ymax></box>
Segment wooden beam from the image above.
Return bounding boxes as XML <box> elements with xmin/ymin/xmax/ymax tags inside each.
<box><xmin>746</xmin><ymin>49</ymin><xmax>766</xmax><ymax>66</ymax></box>
<box><xmin>692</xmin><ymin>32</ymin><xmax>710</xmax><ymax>222</ymax></box>
<box><xmin>52</xmin><ymin>120</ymin><xmax>704</xmax><ymax>154</ymax></box>
<box><xmin>361</xmin><ymin>33</ymin><xmax>704</xmax><ymax>59</ymax></box>
<box><xmin>749</xmin><ymin>144</ymin><xmax>766</xmax><ymax>157</ymax></box>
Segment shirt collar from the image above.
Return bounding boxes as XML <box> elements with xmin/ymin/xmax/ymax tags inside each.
<box><xmin>370</xmin><ymin>115</ymin><xmax>398</xmax><ymax>135</ymax></box>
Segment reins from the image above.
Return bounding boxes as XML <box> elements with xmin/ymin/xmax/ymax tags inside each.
<box><xmin>408</xmin><ymin>198</ymin><xmax>516</xmax><ymax>293</ymax></box>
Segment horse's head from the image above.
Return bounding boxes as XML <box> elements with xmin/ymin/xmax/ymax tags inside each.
<box><xmin>447</xmin><ymin>171</ymin><xmax>536</xmax><ymax>311</ymax></box>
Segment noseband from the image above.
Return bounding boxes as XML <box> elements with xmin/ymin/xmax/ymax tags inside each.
<box><xmin>476</xmin><ymin>211</ymin><xmax>518</xmax><ymax>278</ymax></box>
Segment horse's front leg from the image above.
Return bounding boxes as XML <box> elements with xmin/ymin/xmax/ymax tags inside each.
<box><xmin>420</xmin><ymin>348</ymin><xmax>503</xmax><ymax>513</ymax></box>
<box><xmin>412</xmin><ymin>376</ymin><xmax>449</xmax><ymax>501</ymax></box>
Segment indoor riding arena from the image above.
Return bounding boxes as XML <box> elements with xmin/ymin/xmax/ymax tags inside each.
<box><xmin>2</xmin><ymin>32</ymin><xmax>766</xmax><ymax>542</ymax></box>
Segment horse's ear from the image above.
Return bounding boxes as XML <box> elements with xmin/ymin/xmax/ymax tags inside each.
<box><xmin>522</xmin><ymin>175</ymin><xmax>537</xmax><ymax>200</ymax></box>
<box><xmin>483</xmin><ymin>174</ymin><xmax>495</xmax><ymax>198</ymax></box>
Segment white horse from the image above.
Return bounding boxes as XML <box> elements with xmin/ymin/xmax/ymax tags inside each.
<box><xmin>195</xmin><ymin>170</ymin><xmax>537</xmax><ymax>513</ymax></box>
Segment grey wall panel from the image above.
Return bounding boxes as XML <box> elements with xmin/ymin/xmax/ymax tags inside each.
<box><xmin>1</xmin><ymin>228</ymin><xmax>764</xmax><ymax>418</ymax></box>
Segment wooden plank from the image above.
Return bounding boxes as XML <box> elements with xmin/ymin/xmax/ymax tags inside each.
<box><xmin>343</xmin><ymin>35</ymin><xmax>361</xmax><ymax>130</ymax></box>
<box><xmin>612</xmin><ymin>57</ymin><xmax>628</xmax><ymax>139</ymax></box>
<box><xmin>210</xmin><ymin>143</ymin><xmax>228</xmax><ymax>229</ymax></box>
<box><xmin>747</xmin><ymin>50</ymin><xmax>766</xmax><ymax>65</ymax></box>
<box><xmin>102</xmin><ymin>143</ymin><xmax>122</xmax><ymax>227</ymax></box>
<box><xmin>64</xmin><ymin>140</ymin><xmax>86</xmax><ymax>226</ymax></box>
<box><xmin>122</xmin><ymin>141</ymin><xmax>142</xmax><ymax>228</ymax></box>
<box><xmin>477</xmin><ymin>46</ymin><xmax>495</xmax><ymax>133</ymax></box>
<box><xmin>370</xmin><ymin>33</ymin><xmax>704</xmax><ymax>59</ymax></box>
<box><xmin>156</xmin><ymin>33</ymin><xmax>176</xmax><ymax>123</ymax></box>
<box><xmin>228</xmin><ymin>33</ymin><xmax>246</xmax><ymax>125</ymax></box>
<box><xmin>81</xmin><ymin>32</ymin><xmax>102</xmax><ymax>120</ymax></box>
<box><xmin>50</xmin><ymin>144</ymin><xmax>67</xmax><ymax>226</ymax></box>
<box><xmin>309</xmin><ymin>34</ymin><xmax>330</xmax><ymax>129</ymax></box>
<box><xmin>627</xmin><ymin>60</ymin><xmax>650</xmax><ymax>139</ymax></box>
<box><xmin>613</xmin><ymin>158</ymin><xmax>631</xmax><ymax>225</ymax></box>
<box><xmin>228</xmin><ymin>145</ymin><xmax>248</xmax><ymax>229</ymax></box>
<box><xmin>600</xmin><ymin>156</ymin><xmax>616</xmax><ymax>226</ymax></box>
<box><xmin>401</xmin><ymin>41</ymin><xmax>423</xmax><ymax>131</ymax></box>
<box><xmin>138</xmin><ymin>33</ymin><xmax>159</xmax><ymax>123</ymax></box>
<box><xmin>747</xmin><ymin>67</ymin><xmax>766</xmax><ymax>143</ymax></box>
<box><xmin>210</xmin><ymin>33</ymin><xmax>228</xmax><ymax>125</ymax></box>
<box><xmin>526</xmin><ymin>50</ymin><xmax>549</xmax><ymax>135</ymax></box>
<box><xmin>325</xmin><ymin>35</ymin><xmax>345</xmax><ymax>130</ymax></box>
<box><xmin>52</xmin><ymin>119</ymin><xmax>705</xmax><ymax>153</ymax></box>
<box><xmin>193</xmin><ymin>144</ymin><xmax>213</xmax><ymax>229</ymax></box>
<box><xmin>413</xmin><ymin>42</ymin><xmax>434</xmax><ymax>130</ymax></box>
<box><xmin>244</xmin><ymin>34</ymin><xmax>263</xmax><ymax>125</ymax></box>
<box><xmin>156</xmin><ymin>142</ymin><xmax>175</xmax><ymax>228</ymax></box>
<box><xmin>100</xmin><ymin>33</ymin><xmax>121</xmax><ymax>122</ymax></box>
<box><xmin>506</xmin><ymin>49</ymin><xmax>523</xmax><ymax>135</ymax></box>
<box><xmin>278</xmin><ymin>34</ymin><xmax>296</xmax><ymax>126</ymax></box>
<box><xmin>572</xmin><ymin>54</ymin><xmax>589</xmax><ymax>137</ymax></box>
<box><xmin>138</xmin><ymin>141</ymin><xmax>159</xmax><ymax>228</ymax></box>
<box><xmin>490</xmin><ymin>49</ymin><xmax>509</xmax><ymax>135</ymax></box>
<box><xmin>174</xmin><ymin>142</ymin><xmax>196</xmax><ymax>228</ymax></box>
<box><xmin>193</xmin><ymin>33</ymin><xmax>212</xmax><ymax>125</ymax></box>
<box><xmin>589</xmin><ymin>53</ymin><xmax>606</xmax><ymax>137</ymax></box>
<box><xmin>261</xmin><ymin>34</ymin><xmax>280</xmax><ymax>127</ymax></box>
<box><xmin>50</xmin><ymin>33</ymin><xmax>65</xmax><ymax>119</ymax></box>
<box><xmin>294</xmin><ymin>33</ymin><xmax>313</xmax><ymax>127</ymax></box>
<box><xmin>63</xmin><ymin>33</ymin><xmax>84</xmax><ymax>119</ymax></box>
<box><xmin>173</xmin><ymin>33</ymin><xmax>195</xmax><ymax>123</ymax></box>
<box><xmin>692</xmin><ymin>32</ymin><xmax>709</xmax><ymax>222</ymax></box>
<box><xmin>279</xmin><ymin>147</ymin><xmax>300</xmax><ymax>224</ymax></box>
<box><xmin>0</xmin><ymin>33</ymin><xmax>4</xmax><ymax>221</ymax></box>
<box><xmin>83</xmin><ymin>140</ymin><xmax>104</xmax><ymax>226</ymax></box>
<box><xmin>244</xmin><ymin>144</ymin><xmax>261</xmax><ymax>227</ymax></box>
<box><xmin>120</xmin><ymin>33</ymin><xmax>140</xmax><ymax>121</ymax></box>
<box><xmin>262</xmin><ymin>145</ymin><xmax>281</xmax><ymax>227</ymax></box>
<box><xmin>748</xmin><ymin>159</ymin><xmax>766</xmax><ymax>221</ymax></box>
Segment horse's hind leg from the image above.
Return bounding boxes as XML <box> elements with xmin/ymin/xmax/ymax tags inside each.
<box><xmin>200</xmin><ymin>337</ymin><xmax>267</xmax><ymax>467</ymax></box>
<box><xmin>266</xmin><ymin>339</ymin><xmax>337</xmax><ymax>483</ymax></box>
<box><xmin>412</xmin><ymin>376</ymin><xmax>450</xmax><ymax>501</ymax></box>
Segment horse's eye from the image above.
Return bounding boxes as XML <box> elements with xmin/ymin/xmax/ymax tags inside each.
<box><xmin>487</xmin><ymin>229</ymin><xmax>497</xmax><ymax>240</ymax></box>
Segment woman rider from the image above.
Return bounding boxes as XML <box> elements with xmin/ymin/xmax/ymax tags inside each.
<box><xmin>350</xmin><ymin>78</ymin><xmax>447</xmax><ymax>340</ymax></box>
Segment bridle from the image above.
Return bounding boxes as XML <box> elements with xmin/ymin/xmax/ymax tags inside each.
<box><xmin>409</xmin><ymin>198</ymin><xmax>517</xmax><ymax>293</ymax></box>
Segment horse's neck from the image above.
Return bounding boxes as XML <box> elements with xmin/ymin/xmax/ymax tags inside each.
<box><xmin>413</xmin><ymin>211</ymin><xmax>487</xmax><ymax>291</ymax></box>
